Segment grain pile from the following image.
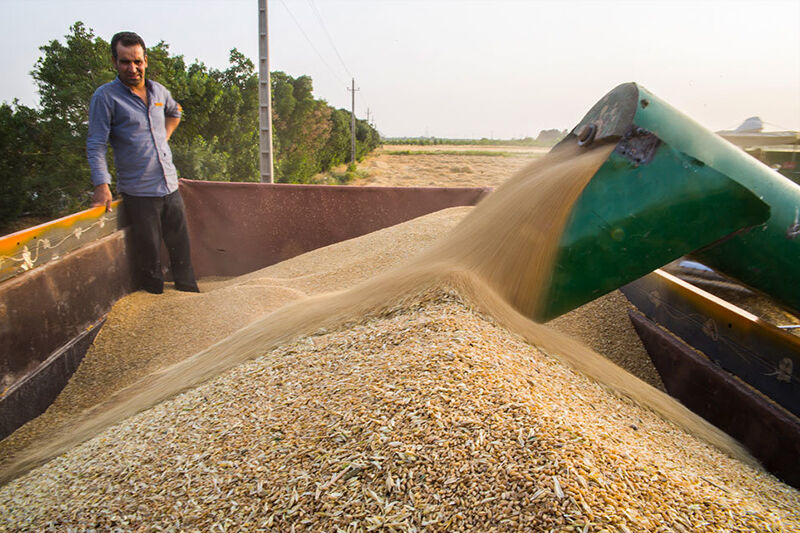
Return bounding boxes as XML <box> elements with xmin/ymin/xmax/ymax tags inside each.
<box><xmin>2</xmin><ymin>290</ymin><xmax>797</xmax><ymax>532</ymax></box>
<box><xmin>0</xmin><ymin>208</ymin><xmax>474</xmax><ymax>466</ymax></box>
<box><xmin>548</xmin><ymin>292</ymin><xmax>664</xmax><ymax>391</ymax></box>
<box><xmin>1</xmin><ymin>143</ymin><xmax>798</xmax><ymax>530</ymax></box>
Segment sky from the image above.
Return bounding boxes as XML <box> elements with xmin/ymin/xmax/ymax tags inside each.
<box><xmin>0</xmin><ymin>0</ymin><xmax>798</xmax><ymax>139</ymax></box>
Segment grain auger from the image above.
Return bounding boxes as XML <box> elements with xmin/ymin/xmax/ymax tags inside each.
<box><xmin>535</xmin><ymin>82</ymin><xmax>800</xmax><ymax>322</ymax></box>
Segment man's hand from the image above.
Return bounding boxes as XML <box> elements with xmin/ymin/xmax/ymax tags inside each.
<box><xmin>165</xmin><ymin>116</ymin><xmax>180</xmax><ymax>141</ymax></box>
<box><xmin>91</xmin><ymin>183</ymin><xmax>113</xmax><ymax>212</ymax></box>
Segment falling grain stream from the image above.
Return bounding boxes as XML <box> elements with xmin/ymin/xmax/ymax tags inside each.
<box><xmin>1</xmin><ymin>144</ymin><xmax>797</xmax><ymax>531</ymax></box>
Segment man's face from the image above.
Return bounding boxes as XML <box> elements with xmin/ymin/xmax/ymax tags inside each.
<box><xmin>113</xmin><ymin>43</ymin><xmax>148</xmax><ymax>88</ymax></box>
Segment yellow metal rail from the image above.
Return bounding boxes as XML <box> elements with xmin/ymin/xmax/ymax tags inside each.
<box><xmin>0</xmin><ymin>201</ymin><xmax>123</xmax><ymax>283</ymax></box>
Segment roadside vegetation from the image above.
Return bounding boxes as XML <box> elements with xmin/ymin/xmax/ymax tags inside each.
<box><xmin>0</xmin><ymin>22</ymin><xmax>380</xmax><ymax>233</ymax></box>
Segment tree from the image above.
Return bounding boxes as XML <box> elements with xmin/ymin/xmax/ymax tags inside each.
<box><xmin>271</xmin><ymin>72</ymin><xmax>334</xmax><ymax>182</ymax></box>
<box><xmin>32</xmin><ymin>22</ymin><xmax>113</xmax><ymax>135</ymax></box>
<box><xmin>536</xmin><ymin>129</ymin><xmax>567</xmax><ymax>145</ymax></box>
<box><xmin>0</xmin><ymin>102</ymin><xmax>37</xmax><ymax>226</ymax></box>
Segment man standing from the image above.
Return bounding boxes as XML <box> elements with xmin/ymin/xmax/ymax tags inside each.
<box><xmin>88</xmin><ymin>31</ymin><xmax>199</xmax><ymax>294</ymax></box>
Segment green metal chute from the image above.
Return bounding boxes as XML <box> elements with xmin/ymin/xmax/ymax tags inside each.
<box><xmin>536</xmin><ymin>82</ymin><xmax>800</xmax><ymax>321</ymax></box>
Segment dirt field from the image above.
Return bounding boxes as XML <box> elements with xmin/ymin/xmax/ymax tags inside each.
<box><xmin>349</xmin><ymin>144</ymin><xmax>547</xmax><ymax>188</ymax></box>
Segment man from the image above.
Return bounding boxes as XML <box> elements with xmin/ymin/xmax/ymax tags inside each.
<box><xmin>88</xmin><ymin>31</ymin><xmax>199</xmax><ymax>294</ymax></box>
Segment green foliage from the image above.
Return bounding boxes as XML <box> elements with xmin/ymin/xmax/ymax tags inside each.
<box><xmin>356</xmin><ymin>119</ymin><xmax>381</xmax><ymax>159</ymax></box>
<box><xmin>32</xmin><ymin>22</ymin><xmax>113</xmax><ymax>135</ymax></box>
<box><xmin>535</xmin><ymin>129</ymin><xmax>566</xmax><ymax>144</ymax></box>
<box><xmin>0</xmin><ymin>102</ymin><xmax>35</xmax><ymax>226</ymax></box>
<box><xmin>271</xmin><ymin>72</ymin><xmax>333</xmax><ymax>183</ymax></box>
<box><xmin>319</xmin><ymin>108</ymin><xmax>352</xmax><ymax>169</ymax></box>
<box><xmin>171</xmin><ymin>135</ymin><xmax>230</xmax><ymax>181</ymax></box>
<box><xmin>270</xmin><ymin>72</ymin><xmax>380</xmax><ymax>183</ymax></box>
<box><xmin>323</xmin><ymin>164</ymin><xmax>368</xmax><ymax>185</ymax></box>
<box><xmin>0</xmin><ymin>22</ymin><xmax>381</xmax><ymax>233</ymax></box>
<box><xmin>150</xmin><ymin>47</ymin><xmax>262</xmax><ymax>183</ymax></box>
<box><xmin>0</xmin><ymin>100</ymin><xmax>92</xmax><ymax>228</ymax></box>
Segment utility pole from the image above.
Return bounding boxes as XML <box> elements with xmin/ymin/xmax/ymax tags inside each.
<box><xmin>348</xmin><ymin>78</ymin><xmax>359</xmax><ymax>164</ymax></box>
<box><xmin>258</xmin><ymin>0</ymin><xmax>274</xmax><ymax>183</ymax></box>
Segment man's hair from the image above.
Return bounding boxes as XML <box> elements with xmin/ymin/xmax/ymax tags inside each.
<box><xmin>110</xmin><ymin>32</ymin><xmax>146</xmax><ymax>59</ymax></box>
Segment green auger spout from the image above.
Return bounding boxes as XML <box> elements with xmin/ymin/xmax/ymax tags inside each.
<box><xmin>535</xmin><ymin>82</ymin><xmax>800</xmax><ymax>322</ymax></box>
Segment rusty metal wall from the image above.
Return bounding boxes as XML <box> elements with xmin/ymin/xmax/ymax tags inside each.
<box><xmin>628</xmin><ymin>310</ymin><xmax>800</xmax><ymax>488</ymax></box>
<box><xmin>179</xmin><ymin>180</ymin><xmax>492</xmax><ymax>278</ymax></box>
<box><xmin>0</xmin><ymin>232</ymin><xmax>136</xmax><ymax>439</ymax></box>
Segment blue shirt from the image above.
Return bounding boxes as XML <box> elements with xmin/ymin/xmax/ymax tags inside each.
<box><xmin>87</xmin><ymin>78</ymin><xmax>182</xmax><ymax>197</ymax></box>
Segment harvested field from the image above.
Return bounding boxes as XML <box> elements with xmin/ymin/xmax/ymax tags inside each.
<box><xmin>349</xmin><ymin>145</ymin><xmax>544</xmax><ymax>188</ymax></box>
<box><xmin>1</xmin><ymin>144</ymin><xmax>797</xmax><ymax>531</ymax></box>
<box><xmin>381</xmin><ymin>144</ymin><xmax>549</xmax><ymax>153</ymax></box>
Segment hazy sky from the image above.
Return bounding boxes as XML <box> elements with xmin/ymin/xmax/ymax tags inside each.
<box><xmin>1</xmin><ymin>0</ymin><xmax>798</xmax><ymax>138</ymax></box>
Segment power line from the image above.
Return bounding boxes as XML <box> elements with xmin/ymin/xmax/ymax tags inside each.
<box><xmin>307</xmin><ymin>0</ymin><xmax>352</xmax><ymax>79</ymax></box>
<box><xmin>278</xmin><ymin>0</ymin><xmax>347</xmax><ymax>88</ymax></box>
<box><xmin>278</xmin><ymin>0</ymin><xmax>373</xmax><ymax>126</ymax></box>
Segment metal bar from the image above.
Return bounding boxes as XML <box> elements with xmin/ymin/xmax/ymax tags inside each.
<box><xmin>0</xmin><ymin>201</ymin><xmax>123</xmax><ymax>283</ymax></box>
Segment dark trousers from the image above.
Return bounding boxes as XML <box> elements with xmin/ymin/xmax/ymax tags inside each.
<box><xmin>122</xmin><ymin>190</ymin><xmax>199</xmax><ymax>294</ymax></box>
